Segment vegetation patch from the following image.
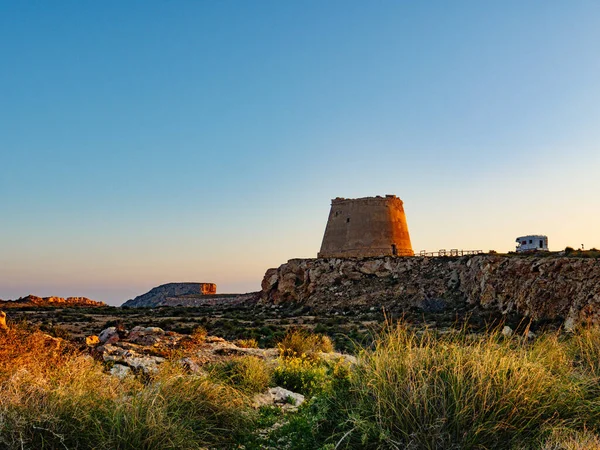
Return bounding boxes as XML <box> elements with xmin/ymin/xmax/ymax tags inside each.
<box><xmin>4</xmin><ymin>317</ymin><xmax>600</xmax><ymax>449</ymax></box>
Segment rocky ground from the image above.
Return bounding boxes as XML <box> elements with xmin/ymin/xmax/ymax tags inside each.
<box><xmin>3</xmin><ymin>310</ymin><xmax>354</xmax><ymax>415</ymax></box>
<box><xmin>4</xmin><ymin>297</ymin><xmax>558</xmax><ymax>359</ymax></box>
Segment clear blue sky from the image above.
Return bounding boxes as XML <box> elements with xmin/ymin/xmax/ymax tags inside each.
<box><xmin>2</xmin><ymin>1</ymin><xmax>599</xmax><ymax>305</ymax></box>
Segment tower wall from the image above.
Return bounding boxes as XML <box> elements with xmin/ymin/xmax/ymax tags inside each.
<box><xmin>318</xmin><ymin>195</ymin><xmax>413</xmax><ymax>258</ymax></box>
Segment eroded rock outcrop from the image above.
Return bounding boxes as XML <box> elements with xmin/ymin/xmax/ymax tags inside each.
<box><xmin>0</xmin><ymin>295</ymin><xmax>106</xmax><ymax>308</ymax></box>
<box><xmin>260</xmin><ymin>255</ymin><xmax>600</xmax><ymax>325</ymax></box>
<box><xmin>92</xmin><ymin>326</ymin><xmax>278</xmax><ymax>375</ymax></box>
<box><xmin>122</xmin><ymin>283</ymin><xmax>258</xmax><ymax>308</ymax></box>
<box><xmin>91</xmin><ymin>324</ymin><xmax>351</xmax><ymax>380</ymax></box>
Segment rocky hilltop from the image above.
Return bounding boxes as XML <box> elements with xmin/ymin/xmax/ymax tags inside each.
<box><xmin>122</xmin><ymin>282</ymin><xmax>258</xmax><ymax>308</ymax></box>
<box><xmin>261</xmin><ymin>255</ymin><xmax>600</xmax><ymax>326</ymax></box>
<box><xmin>0</xmin><ymin>295</ymin><xmax>106</xmax><ymax>308</ymax></box>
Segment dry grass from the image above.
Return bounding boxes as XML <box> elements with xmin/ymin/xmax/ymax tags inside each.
<box><xmin>335</xmin><ymin>324</ymin><xmax>600</xmax><ymax>449</ymax></box>
<box><xmin>0</xmin><ymin>326</ymin><xmax>253</xmax><ymax>449</ymax></box>
<box><xmin>209</xmin><ymin>355</ymin><xmax>272</xmax><ymax>394</ymax></box>
<box><xmin>541</xmin><ymin>428</ymin><xmax>600</xmax><ymax>450</ymax></box>
<box><xmin>277</xmin><ymin>328</ymin><xmax>334</xmax><ymax>360</ymax></box>
<box><xmin>235</xmin><ymin>338</ymin><xmax>260</xmax><ymax>348</ymax></box>
<box><xmin>5</xmin><ymin>321</ymin><xmax>600</xmax><ymax>449</ymax></box>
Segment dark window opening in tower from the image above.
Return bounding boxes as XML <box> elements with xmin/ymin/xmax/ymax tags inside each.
<box><xmin>346</xmin><ymin>218</ymin><xmax>350</xmax><ymax>223</ymax></box>
<box><xmin>392</xmin><ymin>244</ymin><xmax>397</xmax><ymax>255</ymax></box>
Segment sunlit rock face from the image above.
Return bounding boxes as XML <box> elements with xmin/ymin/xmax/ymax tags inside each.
<box><xmin>122</xmin><ymin>283</ymin><xmax>215</xmax><ymax>308</ymax></box>
<box><xmin>260</xmin><ymin>255</ymin><xmax>600</xmax><ymax>326</ymax></box>
<box><xmin>122</xmin><ymin>282</ymin><xmax>255</xmax><ymax>308</ymax></box>
<box><xmin>0</xmin><ymin>295</ymin><xmax>106</xmax><ymax>308</ymax></box>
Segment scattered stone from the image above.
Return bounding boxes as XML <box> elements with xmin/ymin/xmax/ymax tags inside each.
<box><xmin>502</xmin><ymin>326</ymin><xmax>513</xmax><ymax>337</ymax></box>
<box><xmin>179</xmin><ymin>357</ymin><xmax>203</xmax><ymax>374</ymax></box>
<box><xmin>92</xmin><ymin>322</ymin><xmax>356</xmax><ymax>384</ymax></box>
<box><xmin>526</xmin><ymin>330</ymin><xmax>536</xmax><ymax>340</ymax></box>
<box><xmin>98</xmin><ymin>327</ymin><xmax>120</xmax><ymax>344</ymax></box>
<box><xmin>109</xmin><ymin>364</ymin><xmax>132</xmax><ymax>379</ymax></box>
<box><xmin>128</xmin><ymin>326</ymin><xmax>165</xmax><ymax>346</ymax></box>
<box><xmin>564</xmin><ymin>317</ymin><xmax>576</xmax><ymax>332</ymax></box>
<box><xmin>253</xmin><ymin>387</ymin><xmax>305</xmax><ymax>412</ymax></box>
<box><xmin>270</xmin><ymin>387</ymin><xmax>304</xmax><ymax>406</ymax></box>
<box><xmin>317</xmin><ymin>351</ymin><xmax>358</xmax><ymax>366</ymax></box>
<box><xmin>124</xmin><ymin>355</ymin><xmax>165</xmax><ymax>374</ymax></box>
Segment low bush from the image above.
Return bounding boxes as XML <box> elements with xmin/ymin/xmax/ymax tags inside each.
<box><xmin>235</xmin><ymin>338</ymin><xmax>259</xmax><ymax>348</ymax></box>
<box><xmin>273</xmin><ymin>356</ymin><xmax>329</xmax><ymax>397</ymax></box>
<box><xmin>278</xmin><ymin>328</ymin><xmax>334</xmax><ymax>360</ymax></box>
<box><xmin>191</xmin><ymin>325</ymin><xmax>208</xmax><ymax>342</ymax></box>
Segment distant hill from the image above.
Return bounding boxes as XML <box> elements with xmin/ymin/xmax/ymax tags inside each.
<box><xmin>122</xmin><ymin>282</ymin><xmax>257</xmax><ymax>308</ymax></box>
<box><xmin>0</xmin><ymin>295</ymin><xmax>106</xmax><ymax>308</ymax></box>
<box><xmin>122</xmin><ymin>283</ymin><xmax>212</xmax><ymax>308</ymax></box>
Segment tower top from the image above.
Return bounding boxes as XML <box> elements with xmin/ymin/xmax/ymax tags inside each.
<box><xmin>318</xmin><ymin>195</ymin><xmax>413</xmax><ymax>258</ymax></box>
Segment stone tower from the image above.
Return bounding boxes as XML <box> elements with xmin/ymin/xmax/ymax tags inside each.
<box><xmin>318</xmin><ymin>195</ymin><xmax>414</xmax><ymax>258</ymax></box>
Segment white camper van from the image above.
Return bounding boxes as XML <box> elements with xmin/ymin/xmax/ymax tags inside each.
<box><xmin>515</xmin><ymin>235</ymin><xmax>549</xmax><ymax>253</ymax></box>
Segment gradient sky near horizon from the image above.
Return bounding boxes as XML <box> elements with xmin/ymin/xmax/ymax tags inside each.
<box><xmin>2</xmin><ymin>1</ymin><xmax>600</xmax><ymax>305</ymax></box>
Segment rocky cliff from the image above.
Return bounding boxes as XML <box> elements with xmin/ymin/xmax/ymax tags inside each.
<box><xmin>122</xmin><ymin>283</ymin><xmax>257</xmax><ymax>308</ymax></box>
<box><xmin>0</xmin><ymin>295</ymin><xmax>106</xmax><ymax>308</ymax></box>
<box><xmin>260</xmin><ymin>255</ymin><xmax>600</xmax><ymax>326</ymax></box>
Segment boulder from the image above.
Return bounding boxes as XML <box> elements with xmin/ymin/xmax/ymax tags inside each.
<box><xmin>98</xmin><ymin>327</ymin><xmax>119</xmax><ymax>344</ymax></box>
<box><xmin>128</xmin><ymin>326</ymin><xmax>165</xmax><ymax>346</ymax></box>
<box><xmin>253</xmin><ymin>387</ymin><xmax>305</xmax><ymax>411</ymax></box>
<box><xmin>100</xmin><ymin>343</ymin><xmax>165</xmax><ymax>375</ymax></box>
<box><xmin>178</xmin><ymin>357</ymin><xmax>206</xmax><ymax>375</ymax></box>
<box><xmin>109</xmin><ymin>364</ymin><xmax>132</xmax><ymax>379</ymax></box>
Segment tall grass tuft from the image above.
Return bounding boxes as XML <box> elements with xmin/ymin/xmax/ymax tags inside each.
<box><xmin>277</xmin><ymin>328</ymin><xmax>334</xmax><ymax>360</ymax></box>
<box><xmin>339</xmin><ymin>324</ymin><xmax>600</xmax><ymax>449</ymax></box>
<box><xmin>209</xmin><ymin>355</ymin><xmax>272</xmax><ymax>394</ymax></box>
<box><xmin>0</xmin><ymin>327</ymin><xmax>253</xmax><ymax>449</ymax></box>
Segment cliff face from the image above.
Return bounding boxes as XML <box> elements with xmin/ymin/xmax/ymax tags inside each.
<box><xmin>0</xmin><ymin>295</ymin><xmax>106</xmax><ymax>308</ymax></box>
<box><xmin>260</xmin><ymin>256</ymin><xmax>600</xmax><ymax>325</ymax></box>
<box><xmin>122</xmin><ymin>283</ymin><xmax>207</xmax><ymax>308</ymax></box>
<box><xmin>122</xmin><ymin>283</ymin><xmax>256</xmax><ymax>308</ymax></box>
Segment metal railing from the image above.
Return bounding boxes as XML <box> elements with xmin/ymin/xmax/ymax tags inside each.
<box><xmin>418</xmin><ymin>249</ymin><xmax>484</xmax><ymax>257</ymax></box>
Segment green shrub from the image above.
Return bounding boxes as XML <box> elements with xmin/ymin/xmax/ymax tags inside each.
<box><xmin>273</xmin><ymin>356</ymin><xmax>329</xmax><ymax>397</ymax></box>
